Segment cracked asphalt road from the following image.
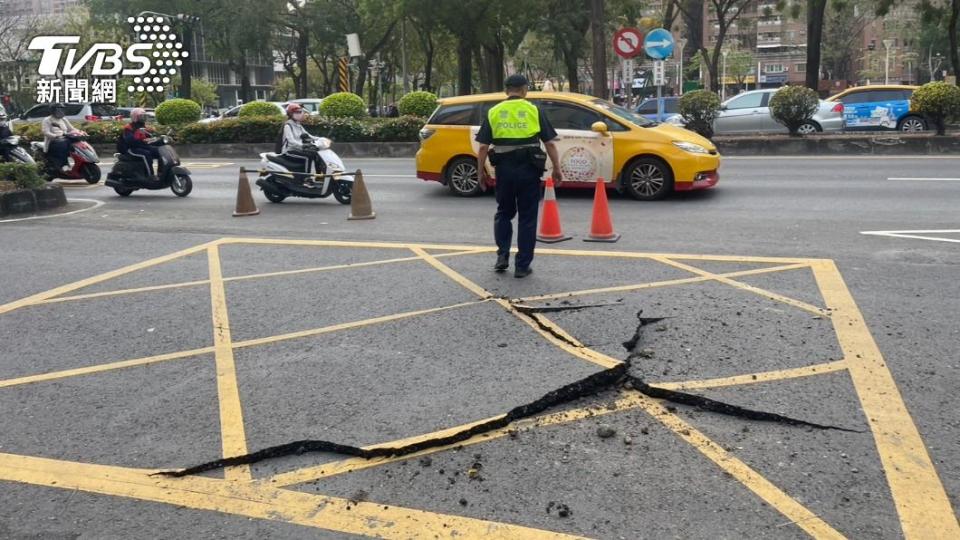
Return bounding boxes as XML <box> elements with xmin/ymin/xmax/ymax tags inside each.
<box><xmin>0</xmin><ymin>156</ymin><xmax>958</xmax><ymax>539</ymax></box>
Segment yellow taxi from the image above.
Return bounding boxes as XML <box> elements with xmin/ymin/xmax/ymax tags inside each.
<box><xmin>415</xmin><ymin>91</ymin><xmax>720</xmax><ymax>200</ymax></box>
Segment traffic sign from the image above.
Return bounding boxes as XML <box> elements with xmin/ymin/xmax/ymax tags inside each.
<box><xmin>652</xmin><ymin>61</ymin><xmax>665</xmax><ymax>86</ymax></box>
<box><xmin>644</xmin><ymin>28</ymin><xmax>675</xmax><ymax>60</ymax></box>
<box><xmin>613</xmin><ymin>27</ymin><xmax>644</xmax><ymax>59</ymax></box>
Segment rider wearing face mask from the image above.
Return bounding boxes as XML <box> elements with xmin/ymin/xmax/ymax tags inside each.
<box><xmin>42</xmin><ymin>103</ymin><xmax>80</xmax><ymax>171</ymax></box>
<box><xmin>117</xmin><ymin>108</ymin><xmax>159</xmax><ymax>181</ymax></box>
<box><xmin>279</xmin><ymin>103</ymin><xmax>325</xmax><ymax>182</ymax></box>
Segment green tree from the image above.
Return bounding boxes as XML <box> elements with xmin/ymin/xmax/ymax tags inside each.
<box><xmin>725</xmin><ymin>49</ymin><xmax>754</xmax><ymax>92</ymax></box>
<box><xmin>190</xmin><ymin>78</ymin><xmax>219</xmax><ymax>108</ymax></box>
<box><xmin>673</xmin><ymin>1</ymin><xmax>752</xmax><ymax>93</ymax></box>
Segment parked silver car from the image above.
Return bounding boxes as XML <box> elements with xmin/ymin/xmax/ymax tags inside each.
<box><xmin>713</xmin><ymin>88</ymin><xmax>844</xmax><ymax>135</ymax></box>
<box><xmin>17</xmin><ymin>102</ymin><xmax>123</xmax><ymax>124</ymax></box>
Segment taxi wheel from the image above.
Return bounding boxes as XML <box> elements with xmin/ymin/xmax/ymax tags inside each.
<box><xmin>623</xmin><ymin>157</ymin><xmax>673</xmax><ymax>201</ymax></box>
<box><xmin>446</xmin><ymin>157</ymin><xmax>482</xmax><ymax>197</ymax></box>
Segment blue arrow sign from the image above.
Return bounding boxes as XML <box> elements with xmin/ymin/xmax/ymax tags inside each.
<box><xmin>644</xmin><ymin>29</ymin><xmax>675</xmax><ymax>60</ymax></box>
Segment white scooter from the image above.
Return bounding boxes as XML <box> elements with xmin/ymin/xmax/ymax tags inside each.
<box><xmin>255</xmin><ymin>134</ymin><xmax>354</xmax><ymax>204</ymax></box>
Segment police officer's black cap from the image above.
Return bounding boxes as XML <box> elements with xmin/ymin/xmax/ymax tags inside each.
<box><xmin>504</xmin><ymin>74</ymin><xmax>529</xmax><ymax>88</ymax></box>
<box><xmin>51</xmin><ymin>102</ymin><xmax>65</xmax><ymax>109</ymax></box>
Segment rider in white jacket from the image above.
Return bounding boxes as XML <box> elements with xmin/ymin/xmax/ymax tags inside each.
<box><xmin>279</xmin><ymin>103</ymin><xmax>325</xmax><ymax>183</ymax></box>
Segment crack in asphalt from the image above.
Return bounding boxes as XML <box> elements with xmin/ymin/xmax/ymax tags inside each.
<box><xmin>157</xmin><ymin>310</ymin><xmax>858</xmax><ymax>478</ymax></box>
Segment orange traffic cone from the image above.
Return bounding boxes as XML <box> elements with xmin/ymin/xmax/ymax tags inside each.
<box><xmin>233</xmin><ymin>168</ymin><xmax>260</xmax><ymax>217</ymax></box>
<box><xmin>537</xmin><ymin>177</ymin><xmax>571</xmax><ymax>243</ymax></box>
<box><xmin>584</xmin><ymin>177</ymin><xmax>620</xmax><ymax>242</ymax></box>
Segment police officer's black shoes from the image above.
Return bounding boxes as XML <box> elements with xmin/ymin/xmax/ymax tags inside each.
<box><xmin>494</xmin><ymin>254</ymin><xmax>509</xmax><ymax>272</ymax></box>
<box><xmin>514</xmin><ymin>267</ymin><xmax>533</xmax><ymax>278</ymax></box>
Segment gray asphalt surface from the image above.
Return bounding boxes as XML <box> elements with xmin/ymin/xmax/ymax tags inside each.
<box><xmin>0</xmin><ymin>155</ymin><xmax>958</xmax><ymax>539</ymax></box>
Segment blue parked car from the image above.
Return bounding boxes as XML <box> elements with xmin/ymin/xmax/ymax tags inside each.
<box><xmin>826</xmin><ymin>85</ymin><xmax>928</xmax><ymax>132</ymax></box>
<box><xmin>636</xmin><ymin>97</ymin><xmax>682</xmax><ymax>123</ymax></box>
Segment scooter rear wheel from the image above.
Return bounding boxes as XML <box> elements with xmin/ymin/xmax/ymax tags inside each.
<box><xmin>264</xmin><ymin>190</ymin><xmax>287</xmax><ymax>203</ymax></box>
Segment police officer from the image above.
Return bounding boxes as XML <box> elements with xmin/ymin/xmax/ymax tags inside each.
<box><xmin>476</xmin><ymin>74</ymin><xmax>562</xmax><ymax>278</ymax></box>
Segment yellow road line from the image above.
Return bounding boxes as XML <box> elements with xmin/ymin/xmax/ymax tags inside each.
<box><xmin>516</xmin><ymin>263</ymin><xmax>811</xmax><ymax>303</ymax></box>
<box><xmin>653</xmin><ymin>360</ymin><xmax>848</xmax><ymax>391</ymax></box>
<box><xmin>220</xmin><ymin>237</ymin><xmax>811</xmax><ymax>264</ymax></box>
<box><xmin>0</xmin><ymin>301</ymin><xmax>485</xmax><ymax>390</ymax></box>
<box><xmin>232</xmin><ymin>300</ymin><xmax>486</xmax><ymax>350</ymax></box>
<box><xmin>207</xmin><ymin>245</ymin><xmax>250</xmax><ymax>481</ymax></box>
<box><xmin>410</xmin><ymin>247</ymin><xmax>621</xmax><ymax>369</ymax></box>
<box><xmin>37</xmin><ymin>249</ymin><xmax>486</xmax><ymax>306</ymax></box>
<box><xmin>653</xmin><ymin>256</ymin><xmax>830</xmax><ymax>317</ymax></box>
<box><xmin>0</xmin><ymin>453</ymin><xmax>580</xmax><ymax>539</ymax></box>
<box><xmin>0</xmin><ymin>241</ymin><xmax>217</xmax><ymax>315</ymax></box>
<box><xmin>0</xmin><ymin>346</ymin><xmax>216</xmax><ymax>389</ymax></box>
<box><xmin>270</xmin><ymin>391</ymin><xmax>844</xmax><ymax>538</ymax></box>
<box><xmin>811</xmin><ymin>259</ymin><xmax>959</xmax><ymax>539</ymax></box>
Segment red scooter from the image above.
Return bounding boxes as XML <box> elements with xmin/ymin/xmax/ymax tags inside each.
<box><xmin>30</xmin><ymin>132</ymin><xmax>101</xmax><ymax>184</ymax></box>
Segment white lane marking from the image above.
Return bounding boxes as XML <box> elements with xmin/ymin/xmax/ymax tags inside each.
<box><xmin>887</xmin><ymin>177</ymin><xmax>960</xmax><ymax>181</ymax></box>
<box><xmin>861</xmin><ymin>229</ymin><xmax>960</xmax><ymax>244</ymax></box>
<box><xmin>0</xmin><ymin>199</ymin><xmax>104</xmax><ymax>223</ymax></box>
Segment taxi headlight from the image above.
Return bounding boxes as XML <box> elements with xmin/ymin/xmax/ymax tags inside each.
<box><xmin>672</xmin><ymin>141</ymin><xmax>709</xmax><ymax>154</ymax></box>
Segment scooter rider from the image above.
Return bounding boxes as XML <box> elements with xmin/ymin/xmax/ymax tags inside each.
<box><xmin>279</xmin><ymin>103</ymin><xmax>324</xmax><ymax>183</ymax></box>
<box><xmin>42</xmin><ymin>103</ymin><xmax>81</xmax><ymax>172</ymax></box>
<box><xmin>117</xmin><ymin>108</ymin><xmax>159</xmax><ymax>181</ymax></box>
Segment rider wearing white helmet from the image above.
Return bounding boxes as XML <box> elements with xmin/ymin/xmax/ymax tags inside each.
<box><xmin>117</xmin><ymin>107</ymin><xmax>159</xmax><ymax>181</ymax></box>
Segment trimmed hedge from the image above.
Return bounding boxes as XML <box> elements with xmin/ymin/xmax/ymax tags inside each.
<box><xmin>397</xmin><ymin>91</ymin><xmax>438</xmax><ymax>117</ymax></box>
<box><xmin>769</xmin><ymin>85</ymin><xmax>820</xmax><ymax>136</ymax></box>
<box><xmin>155</xmin><ymin>98</ymin><xmax>202</xmax><ymax>125</ymax></box>
<box><xmin>13</xmin><ymin>116</ymin><xmax>424</xmax><ymax>145</ymax></box>
<box><xmin>911</xmin><ymin>81</ymin><xmax>960</xmax><ymax>136</ymax></box>
<box><xmin>239</xmin><ymin>101</ymin><xmax>283</xmax><ymax>118</ymax></box>
<box><xmin>0</xmin><ymin>162</ymin><xmax>44</xmax><ymax>189</ymax></box>
<box><xmin>319</xmin><ymin>92</ymin><xmax>366</xmax><ymax>118</ymax></box>
<box><xmin>678</xmin><ymin>90</ymin><xmax>721</xmax><ymax>139</ymax></box>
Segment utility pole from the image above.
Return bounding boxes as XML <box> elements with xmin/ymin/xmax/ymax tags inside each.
<box><xmin>883</xmin><ymin>39</ymin><xmax>894</xmax><ymax>84</ymax></box>
<box><xmin>590</xmin><ymin>0</ymin><xmax>608</xmax><ymax>99</ymax></box>
<box><xmin>401</xmin><ymin>17</ymin><xmax>409</xmax><ymax>94</ymax></box>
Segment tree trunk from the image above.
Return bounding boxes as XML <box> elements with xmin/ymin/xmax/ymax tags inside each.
<box><xmin>806</xmin><ymin>0</ymin><xmax>827</xmax><ymax>93</ymax></box>
<box><xmin>590</xmin><ymin>0</ymin><xmax>607</xmax><ymax>98</ymax></box>
<box><xmin>564</xmin><ymin>51</ymin><xmax>580</xmax><ymax>93</ymax></box>
<box><xmin>423</xmin><ymin>37</ymin><xmax>434</xmax><ymax>92</ymax></box>
<box><xmin>355</xmin><ymin>57</ymin><xmax>368</xmax><ymax>96</ymax></box>
<box><xmin>296</xmin><ymin>30</ymin><xmax>309</xmax><ymax>98</ymax></box>
<box><xmin>239</xmin><ymin>54</ymin><xmax>252</xmax><ymax>103</ymax></box>
<box><xmin>180</xmin><ymin>26</ymin><xmax>194</xmax><ymax>100</ymax></box>
<box><xmin>950</xmin><ymin>0</ymin><xmax>960</xmax><ymax>86</ymax></box>
<box><xmin>457</xmin><ymin>39</ymin><xmax>472</xmax><ymax>95</ymax></box>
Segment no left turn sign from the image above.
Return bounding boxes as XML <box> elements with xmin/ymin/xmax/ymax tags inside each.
<box><xmin>613</xmin><ymin>27</ymin><xmax>643</xmax><ymax>59</ymax></box>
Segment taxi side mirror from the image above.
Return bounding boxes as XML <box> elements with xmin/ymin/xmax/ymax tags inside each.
<box><xmin>591</xmin><ymin>121</ymin><xmax>609</xmax><ymax>135</ymax></box>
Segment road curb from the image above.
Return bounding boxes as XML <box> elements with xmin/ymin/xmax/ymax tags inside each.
<box><xmin>0</xmin><ymin>184</ymin><xmax>67</xmax><ymax>217</ymax></box>
<box><xmin>91</xmin><ymin>134</ymin><xmax>960</xmax><ymax>159</ymax></box>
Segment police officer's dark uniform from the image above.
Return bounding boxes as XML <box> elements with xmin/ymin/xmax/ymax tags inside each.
<box><xmin>476</xmin><ymin>75</ymin><xmax>558</xmax><ymax>278</ymax></box>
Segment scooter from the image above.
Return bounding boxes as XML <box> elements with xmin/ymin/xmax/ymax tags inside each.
<box><xmin>0</xmin><ymin>135</ymin><xmax>35</xmax><ymax>165</ymax></box>
<box><xmin>30</xmin><ymin>132</ymin><xmax>101</xmax><ymax>184</ymax></box>
<box><xmin>255</xmin><ymin>135</ymin><xmax>353</xmax><ymax>204</ymax></box>
<box><xmin>105</xmin><ymin>136</ymin><xmax>192</xmax><ymax>197</ymax></box>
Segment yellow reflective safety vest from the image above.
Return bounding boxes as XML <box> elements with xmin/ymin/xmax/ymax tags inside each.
<box><xmin>488</xmin><ymin>98</ymin><xmax>541</xmax><ymax>145</ymax></box>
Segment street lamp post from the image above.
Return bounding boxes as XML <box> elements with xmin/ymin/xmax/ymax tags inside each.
<box><xmin>721</xmin><ymin>49</ymin><xmax>729</xmax><ymax>101</ymax></box>
<box><xmin>138</xmin><ymin>11</ymin><xmax>200</xmax><ymax>101</ymax></box>
<box><xmin>367</xmin><ymin>55</ymin><xmax>386</xmax><ymax>116</ymax></box>
<box><xmin>677</xmin><ymin>38</ymin><xmax>687</xmax><ymax>95</ymax></box>
<box><xmin>883</xmin><ymin>39</ymin><xmax>895</xmax><ymax>84</ymax></box>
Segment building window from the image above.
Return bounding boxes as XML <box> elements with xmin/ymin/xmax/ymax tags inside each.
<box><xmin>796</xmin><ymin>63</ymin><xmax>806</xmax><ymax>72</ymax></box>
<box><xmin>765</xmin><ymin>64</ymin><xmax>786</xmax><ymax>74</ymax></box>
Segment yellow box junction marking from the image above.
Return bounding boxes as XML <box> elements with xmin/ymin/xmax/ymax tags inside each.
<box><xmin>0</xmin><ymin>237</ymin><xmax>954</xmax><ymax>539</ymax></box>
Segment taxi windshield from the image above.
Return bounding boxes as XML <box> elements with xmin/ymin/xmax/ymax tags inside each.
<box><xmin>590</xmin><ymin>99</ymin><xmax>654</xmax><ymax>127</ymax></box>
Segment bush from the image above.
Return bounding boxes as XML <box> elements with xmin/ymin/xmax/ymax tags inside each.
<box><xmin>0</xmin><ymin>162</ymin><xmax>43</xmax><ymax>189</ymax></box>
<box><xmin>155</xmin><ymin>98</ymin><xmax>202</xmax><ymax>125</ymax></box>
<box><xmin>368</xmin><ymin>115</ymin><xmax>426</xmax><ymax>142</ymax></box>
<box><xmin>397</xmin><ymin>91</ymin><xmax>438</xmax><ymax>117</ymax></box>
<box><xmin>319</xmin><ymin>92</ymin><xmax>366</xmax><ymax>118</ymax></box>
<box><xmin>768</xmin><ymin>85</ymin><xmax>820</xmax><ymax>136</ymax></box>
<box><xmin>12</xmin><ymin>122</ymin><xmax>42</xmax><ymax>143</ymax></box>
<box><xmin>13</xmin><ymin>120</ymin><xmax>173</xmax><ymax>145</ymax></box>
<box><xmin>678</xmin><ymin>90</ymin><xmax>721</xmax><ymax>139</ymax></box>
<box><xmin>910</xmin><ymin>81</ymin><xmax>960</xmax><ymax>136</ymax></box>
<box><xmin>239</xmin><ymin>101</ymin><xmax>283</xmax><ymax>118</ymax></box>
